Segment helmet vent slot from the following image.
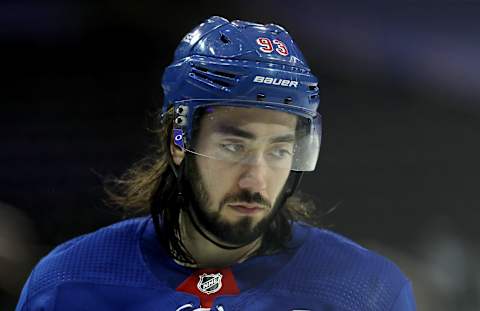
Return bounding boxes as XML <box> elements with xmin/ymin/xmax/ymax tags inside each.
<box><xmin>195</xmin><ymin>66</ymin><xmax>208</xmax><ymax>72</ymax></box>
<box><xmin>213</xmin><ymin>70</ymin><xmax>235</xmax><ymax>78</ymax></box>
<box><xmin>191</xmin><ymin>65</ymin><xmax>237</xmax><ymax>88</ymax></box>
<box><xmin>220</xmin><ymin>33</ymin><xmax>231</xmax><ymax>44</ymax></box>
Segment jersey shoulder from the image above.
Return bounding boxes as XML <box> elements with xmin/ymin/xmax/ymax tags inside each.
<box><xmin>276</xmin><ymin>223</ymin><xmax>413</xmax><ymax>310</ymax></box>
<box><xmin>25</xmin><ymin>218</ymin><xmax>159</xmax><ymax>299</ymax></box>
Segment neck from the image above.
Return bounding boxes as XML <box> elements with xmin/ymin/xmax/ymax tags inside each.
<box><xmin>178</xmin><ymin>210</ymin><xmax>262</xmax><ymax>268</ymax></box>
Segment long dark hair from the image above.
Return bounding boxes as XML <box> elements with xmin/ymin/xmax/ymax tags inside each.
<box><xmin>104</xmin><ymin>107</ymin><xmax>322</xmax><ymax>265</ymax></box>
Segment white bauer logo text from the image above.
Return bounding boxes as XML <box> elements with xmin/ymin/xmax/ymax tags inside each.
<box><xmin>253</xmin><ymin>76</ymin><xmax>298</xmax><ymax>88</ymax></box>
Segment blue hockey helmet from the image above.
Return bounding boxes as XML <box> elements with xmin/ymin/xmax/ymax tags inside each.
<box><xmin>161</xmin><ymin>16</ymin><xmax>321</xmax><ymax>172</ymax></box>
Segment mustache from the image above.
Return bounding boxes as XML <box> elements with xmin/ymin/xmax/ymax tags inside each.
<box><xmin>221</xmin><ymin>190</ymin><xmax>272</xmax><ymax>209</ymax></box>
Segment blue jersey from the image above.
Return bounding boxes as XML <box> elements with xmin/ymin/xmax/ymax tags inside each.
<box><xmin>16</xmin><ymin>218</ymin><xmax>416</xmax><ymax>310</ymax></box>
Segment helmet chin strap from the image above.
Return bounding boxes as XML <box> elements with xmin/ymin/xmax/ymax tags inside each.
<box><xmin>173</xmin><ymin>153</ymin><xmax>304</xmax><ymax>251</ymax></box>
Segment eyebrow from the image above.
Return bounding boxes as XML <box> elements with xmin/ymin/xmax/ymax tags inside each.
<box><xmin>213</xmin><ymin>124</ymin><xmax>295</xmax><ymax>143</ymax></box>
<box><xmin>269</xmin><ymin>134</ymin><xmax>295</xmax><ymax>144</ymax></box>
<box><xmin>214</xmin><ymin>124</ymin><xmax>256</xmax><ymax>139</ymax></box>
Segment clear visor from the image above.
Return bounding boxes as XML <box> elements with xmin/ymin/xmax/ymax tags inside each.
<box><xmin>175</xmin><ymin>104</ymin><xmax>321</xmax><ymax>172</ymax></box>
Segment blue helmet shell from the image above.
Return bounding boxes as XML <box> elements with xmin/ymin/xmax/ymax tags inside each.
<box><xmin>161</xmin><ymin>16</ymin><xmax>320</xmax><ymax>114</ymax></box>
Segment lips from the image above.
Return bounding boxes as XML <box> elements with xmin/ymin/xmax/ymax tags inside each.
<box><xmin>228</xmin><ymin>203</ymin><xmax>264</xmax><ymax>215</ymax></box>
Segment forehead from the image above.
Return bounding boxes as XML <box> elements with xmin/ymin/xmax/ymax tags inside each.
<box><xmin>197</xmin><ymin>106</ymin><xmax>297</xmax><ymax>132</ymax></box>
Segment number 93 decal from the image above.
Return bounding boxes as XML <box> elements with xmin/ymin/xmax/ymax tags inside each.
<box><xmin>256</xmin><ymin>37</ymin><xmax>289</xmax><ymax>56</ymax></box>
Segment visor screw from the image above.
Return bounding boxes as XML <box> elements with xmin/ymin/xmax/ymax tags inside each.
<box><xmin>176</xmin><ymin>105</ymin><xmax>188</xmax><ymax>116</ymax></box>
<box><xmin>284</xmin><ymin>97</ymin><xmax>293</xmax><ymax>104</ymax></box>
<box><xmin>256</xmin><ymin>93</ymin><xmax>266</xmax><ymax>101</ymax></box>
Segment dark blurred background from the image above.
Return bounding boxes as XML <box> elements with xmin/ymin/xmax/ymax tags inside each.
<box><xmin>1</xmin><ymin>1</ymin><xmax>480</xmax><ymax>310</ymax></box>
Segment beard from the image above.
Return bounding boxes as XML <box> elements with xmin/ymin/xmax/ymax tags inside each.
<box><xmin>186</xmin><ymin>158</ymin><xmax>279</xmax><ymax>246</ymax></box>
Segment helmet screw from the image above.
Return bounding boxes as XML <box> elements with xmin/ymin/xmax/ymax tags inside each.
<box><xmin>176</xmin><ymin>105</ymin><xmax>188</xmax><ymax>116</ymax></box>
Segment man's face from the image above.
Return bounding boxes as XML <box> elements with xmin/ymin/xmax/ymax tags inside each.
<box><xmin>187</xmin><ymin>107</ymin><xmax>297</xmax><ymax>245</ymax></box>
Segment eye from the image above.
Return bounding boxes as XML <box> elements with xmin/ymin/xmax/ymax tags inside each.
<box><xmin>220</xmin><ymin>143</ymin><xmax>245</xmax><ymax>153</ymax></box>
<box><xmin>268</xmin><ymin>147</ymin><xmax>293</xmax><ymax>159</ymax></box>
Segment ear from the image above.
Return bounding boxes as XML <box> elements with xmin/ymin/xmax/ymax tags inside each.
<box><xmin>170</xmin><ymin>139</ymin><xmax>185</xmax><ymax>166</ymax></box>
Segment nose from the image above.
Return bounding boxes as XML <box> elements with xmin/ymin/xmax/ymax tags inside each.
<box><xmin>237</xmin><ymin>156</ymin><xmax>268</xmax><ymax>193</ymax></box>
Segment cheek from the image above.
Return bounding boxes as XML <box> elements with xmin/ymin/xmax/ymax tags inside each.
<box><xmin>196</xmin><ymin>157</ymin><xmax>234</xmax><ymax>206</ymax></box>
<box><xmin>267</xmin><ymin>169</ymin><xmax>290</xmax><ymax>199</ymax></box>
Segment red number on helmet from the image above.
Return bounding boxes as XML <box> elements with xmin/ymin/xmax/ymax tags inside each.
<box><xmin>256</xmin><ymin>37</ymin><xmax>274</xmax><ymax>53</ymax></box>
<box><xmin>273</xmin><ymin>39</ymin><xmax>289</xmax><ymax>56</ymax></box>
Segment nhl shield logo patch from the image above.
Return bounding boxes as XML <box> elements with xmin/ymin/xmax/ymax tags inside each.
<box><xmin>197</xmin><ymin>272</ymin><xmax>223</xmax><ymax>295</ymax></box>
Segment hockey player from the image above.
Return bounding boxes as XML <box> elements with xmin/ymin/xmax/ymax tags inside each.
<box><xmin>16</xmin><ymin>16</ymin><xmax>416</xmax><ymax>310</ymax></box>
